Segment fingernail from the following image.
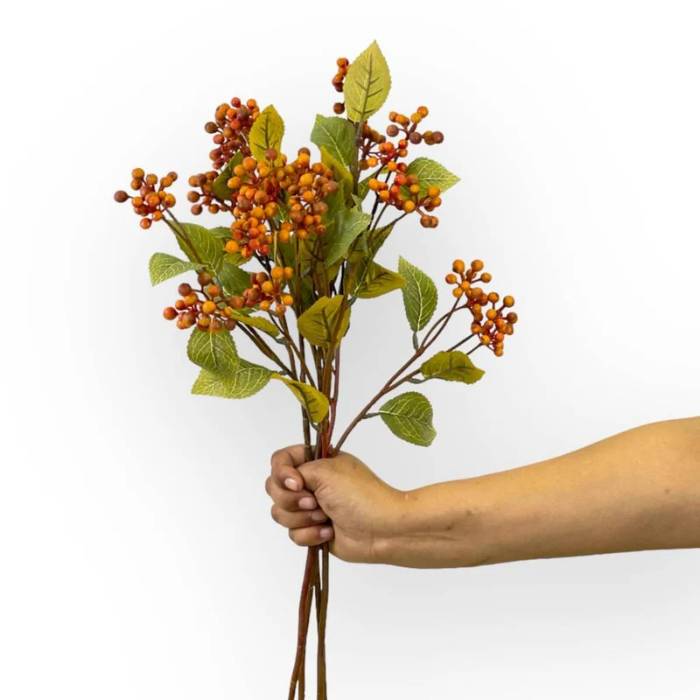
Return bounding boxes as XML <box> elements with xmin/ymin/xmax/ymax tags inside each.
<box><xmin>311</xmin><ymin>510</ymin><xmax>326</xmax><ymax>522</ymax></box>
<box><xmin>299</xmin><ymin>496</ymin><xmax>316</xmax><ymax>510</ymax></box>
<box><xmin>284</xmin><ymin>478</ymin><xmax>299</xmax><ymax>491</ymax></box>
<box><xmin>319</xmin><ymin>527</ymin><xmax>333</xmax><ymax>540</ymax></box>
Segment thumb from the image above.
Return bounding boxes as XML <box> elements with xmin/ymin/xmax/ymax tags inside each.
<box><xmin>297</xmin><ymin>458</ymin><xmax>333</xmax><ymax>493</ymax></box>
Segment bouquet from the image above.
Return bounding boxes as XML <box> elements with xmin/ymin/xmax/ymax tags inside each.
<box><xmin>114</xmin><ymin>40</ymin><xmax>518</xmax><ymax>698</ymax></box>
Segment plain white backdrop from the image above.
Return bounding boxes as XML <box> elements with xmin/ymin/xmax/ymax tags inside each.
<box><xmin>2</xmin><ymin>1</ymin><xmax>699</xmax><ymax>697</ymax></box>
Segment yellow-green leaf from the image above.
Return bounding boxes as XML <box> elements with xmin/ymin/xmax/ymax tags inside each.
<box><xmin>148</xmin><ymin>252</ymin><xmax>196</xmax><ymax>286</ymax></box>
<box><xmin>320</xmin><ymin>146</ymin><xmax>353</xmax><ymax>202</ymax></box>
<box><xmin>344</xmin><ymin>41</ymin><xmax>391</xmax><ymax>123</ymax></box>
<box><xmin>420</xmin><ymin>351</ymin><xmax>485</xmax><ymax>384</ymax></box>
<box><xmin>297</xmin><ymin>295</ymin><xmax>350</xmax><ymax>348</ymax></box>
<box><xmin>191</xmin><ymin>360</ymin><xmax>271</xmax><ymax>399</ymax></box>
<box><xmin>249</xmin><ymin>105</ymin><xmax>284</xmax><ymax>162</ymax></box>
<box><xmin>398</xmin><ymin>257</ymin><xmax>437</xmax><ymax>331</ymax></box>
<box><xmin>311</xmin><ymin>115</ymin><xmax>356</xmax><ymax>168</ymax></box>
<box><xmin>229</xmin><ymin>310</ymin><xmax>279</xmax><ymax>337</ymax></box>
<box><xmin>405</xmin><ymin>157</ymin><xmax>459</xmax><ymax>196</ymax></box>
<box><xmin>219</xmin><ymin>262</ymin><xmax>251</xmax><ymax>296</ymax></box>
<box><xmin>187</xmin><ymin>328</ymin><xmax>239</xmax><ymax>374</ymax></box>
<box><xmin>356</xmin><ymin>262</ymin><xmax>405</xmax><ymax>298</ymax></box>
<box><xmin>211</xmin><ymin>152</ymin><xmax>244</xmax><ymax>201</ymax></box>
<box><xmin>324</xmin><ymin>206</ymin><xmax>370</xmax><ymax>266</ymax></box>
<box><xmin>272</xmin><ymin>374</ymin><xmax>329</xmax><ymax>423</ymax></box>
<box><xmin>176</xmin><ymin>223</ymin><xmax>225</xmax><ymax>271</ymax></box>
<box><xmin>378</xmin><ymin>391</ymin><xmax>436</xmax><ymax>447</ymax></box>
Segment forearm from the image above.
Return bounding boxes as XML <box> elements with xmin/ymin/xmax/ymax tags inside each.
<box><xmin>380</xmin><ymin>418</ymin><xmax>700</xmax><ymax>568</ymax></box>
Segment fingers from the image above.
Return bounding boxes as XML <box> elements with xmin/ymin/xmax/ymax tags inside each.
<box><xmin>265</xmin><ymin>474</ymin><xmax>318</xmax><ymax>512</ymax></box>
<box><xmin>288</xmin><ymin>525</ymin><xmax>334</xmax><ymax>547</ymax></box>
<box><xmin>270</xmin><ymin>504</ymin><xmax>328</xmax><ymax>529</ymax></box>
<box><xmin>270</xmin><ymin>445</ymin><xmax>309</xmax><ymax>492</ymax></box>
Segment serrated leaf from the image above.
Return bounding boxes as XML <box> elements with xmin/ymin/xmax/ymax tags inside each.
<box><xmin>249</xmin><ymin>105</ymin><xmax>284</xmax><ymax>163</ymax></box>
<box><xmin>405</xmin><ymin>157</ymin><xmax>459</xmax><ymax>196</ymax></box>
<box><xmin>187</xmin><ymin>328</ymin><xmax>239</xmax><ymax>374</ymax></box>
<box><xmin>148</xmin><ymin>252</ymin><xmax>196</xmax><ymax>286</ymax></box>
<box><xmin>398</xmin><ymin>257</ymin><xmax>438</xmax><ymax>331</ymax></box>
<box><xmin>176</xmin><ymin>223</ymin><xmax>225</xmax><ymax>271</ymax></box>
<box><xmin>366</xmin><ymin>223</ymin><xmax>393</xmax><ymax>257</ymax></box>
<box><xmin>222</xmin><ymin>251</ymin><xmax>247</xmax><ymax>266</ymax></box>
<box><xmin>219</xmin><ymin>262</ymin><xmax>251</xmax><ymax>297</ymax></box>
<box><xmin>211</xmin><ymin>152</ymin><xmax>244</xmax><ymax>201</ymax></box>
<box><xmin>325</xmin><ymin>207</ymin><xmax>370</xmax><ymax>266</ymax></box>
<box><xmin>229</xmin><ymin>310</ymin><xmax>279</xmax><ymax>337</ymax></box>
<box><xmin>378</xmin><ymin>391</ymin><xmax>436</xmax><ymax>447</ymax></box>
<box><xmin>272</xmin><ymin>374</ymin><xmax>329</xmax><ymax>423</ymax></box>
<box><xmin>311</xmin><ymin>115</ymin><xmax>356</xmax><ymax>169</ymax></box>
<box><xmin>420</xmin><ymin>351</ymin><xmax>485</xmax><ymax>384</ymax></box>
<box><xmin>320</xmin><ymin>147</ymin><xmax>353</xmax><ymax>203</ymax></box>
<box><xmin>191</xmin><ymin>360</ymin><xmax>271</xmax><ymax>400</ymax></box>
<box><xmin>344</xmin><ymin>41</ymin><xmax>391</xmax><ymax>123</ymax></box>
<box><xmin>297</xmin><ymin>295</ymin><xmax>350</xmax><ymax>348</ymax></box>
<box><xmin>356</xmin><ymin>262</ymin><xmax>404</xmax><ymax>298</ymax></box>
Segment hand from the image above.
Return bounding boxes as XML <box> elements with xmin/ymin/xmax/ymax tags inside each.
<box><xmin>265</xmin><ymin>446</ymin><xmax>405</xmax><ymax>564</ymax></box>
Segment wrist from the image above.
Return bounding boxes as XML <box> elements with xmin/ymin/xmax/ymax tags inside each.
<box><xmin>373</xmin><ymin>482</ymin><xmax>490</xmax><ymax>568</ymax></box>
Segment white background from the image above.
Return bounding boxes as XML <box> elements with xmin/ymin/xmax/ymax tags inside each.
<box><xmin>2</xmin><ymin>1</ymin><xmax>699</xmax><ymax>698</ymax></box>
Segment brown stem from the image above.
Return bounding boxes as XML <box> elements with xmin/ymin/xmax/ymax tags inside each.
<box><xmin>288</xmin><ymin>546</ymin><xmax>317</xmax><ymax>700</ymax></box>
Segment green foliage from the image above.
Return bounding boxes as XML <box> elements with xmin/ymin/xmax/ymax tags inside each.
<box><xmin>272</xmin><ymin>374</ymin><xmax>329</xmax><ymax>423</ymax></box>
<box><xmin>420</xmin><ymin>351</ymin><xmax>485</xmax><ymax>384</ymax></box>
<box><xmin>311</xmin><ymin>115</ymin><xmax>356</xmax><ymax>169</ymax></box>
<box><xmin>148</xmin><ymin>252</ymin><xmax>196</xmax><ymax>286</ymax></box>
<box><xmin>211</xmin><ymin>152</ymin><xmax>244</xmax><ymax>201</ymax></box>
<box><xmin>355</xmin><ymin>261</ymin><xmax>405</xmax><ymax>299</ymax></box>
<box><xmin>228</xmin><ymin>310</ymin><xmax>280</xmax><ymax>337</ymax></box>
<box><xmin>324</xmin><ymin>206</ymin><xmax>370</xmax><ymax>266</ymax></box>
<box><xmin>222</xmin><ymin>251</ymin><xmax>247</xmax><ymax>266</ymax></box>
<box><xmin>320</xmin><ymin>147</ymin><xmax>354</xmax><ymax>204</ymax></box>
<box><xmin>177</xmin><ymin>223</ymin><xmax>225</xmax><ymax>270</ymax></box>
<box><xmin>398</xmin><ymin>257</ymin><xmax>438</xmax><ymax>331</ymax></box>
<box><xmin>249</xmin><ymin>105</ymin><xmax>285</xmax><ymax>162</ymax></box>
<box><xmin>344</xmin><ymin>41</ymin><xmax>391</xmax><ymax>123</ymax></box>
<box><xmin>297</xmin><ymin>295</ymin><xmax>350</xmax><ymax>348</ymax></box>
<box><xmin>191</xmin><ymin>360</ymin><xmax>271</xmax><ymax>399</ymax></box>
<box><xmin>366</xmin><ymin>223</ymin><xmax>394</xmax><ymax>257</ymax></box>
<box><xmin>187</xmin><ymin>328</ymin><xmax>239</xmax><ymax>374</ymax></box>
<box><xmin>405</xmin><ymin>157</ymin><xmax>459</xmax><ymax>196</ymax></box>
<box><xmin>378</xmin><ymin>391</ymin><xmax>436</xmax><ymax>446</ymax></box>
<box><xmin>219</xmin><ymin>261</ymin><xmax>251</xmax><ymax>296</ymax></box>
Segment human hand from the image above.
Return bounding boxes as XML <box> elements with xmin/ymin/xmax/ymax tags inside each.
<box><xmin>265</xmin><ymin>446</ymin><xmax>406</xmax><ymax>564</ymax></box>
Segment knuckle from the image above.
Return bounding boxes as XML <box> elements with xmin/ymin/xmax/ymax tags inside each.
<box><xmin>264</xmin><ymin>476</ymin><xmax>273</xmax><ymax>496</ymax></box>
<box><xmin>270</xmin><ymin>505</ymin><xmax>280</xmax><ymax>523</ymax></box>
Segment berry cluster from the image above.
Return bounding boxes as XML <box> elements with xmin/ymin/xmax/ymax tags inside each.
<box><xmin>187</xmin><ymin>170</ymin><xmax>228</xmax><ymax>215</ymax></box>
<box><xmin>205</xmin><ymin>97</ymin><xmax>259</xmax><ymax>169</ymax></box>
<box><xmin>367</xmin><ymin>173</ymin><xmax>441</xmax><ymax>227</ymax></box>
<box><xmin>331</xmin><ymin>57</ymin><xmax>350</xmax><ymax>114</ymax></box>
<box><xmin>446</xmin><ymin>259</ymin><xmax>518</xmax><ymax>357</ymax></box>
<box><xmin>214</xmin><ymin>148</ymin><xmax>338</xmax><ymax>259</ymax></box>
<box><xmin>164</xmin><ymin>273</ymin><xmax>236</xmax><ymax>332</ymax></box>
<box><xmin>113</xmin><ymin>169</ymin><xmax>178</xmax><ymax>229</ymax></box>
<box><xmin>229</xmin><ymin>267</ymin><xmax>295</xmax><ymax>316</ymax></box>
<box><xmin>386</xmin><ymin>108</ymin><xmax>443</xmax><ymax>146</ymax></box>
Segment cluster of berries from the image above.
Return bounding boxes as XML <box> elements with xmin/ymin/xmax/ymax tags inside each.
<box><xmin>229</xmin><ymin>266</ymin><xmax>295</xmax><ymax>316</ymax></box>
<box><xmin>113</xmin><ymin>169</ymin><xmax>177</xmax><ymax>229</ymax></box>
<box><xmin>187</xmin><ymin>170</ymin><xmax>229</xmax><ymax>215</ymax></box>
<box><xmin>367</xmin><ymin>171</ymin><xmax>441</xmax><ymax>227</ymax></box>
<box><xmin>205</xmin><ymin>97</ymin><xmax>259</xmax><ymax>169</ymax></box>
<box><xmin>163</xmin><ymin>273</ymin><xmax>236</xmax><ymax>332</ymax></box>
<box><xmin>386</xmin><ymin>108</ymin><xmax>443</xmax><ymax>146</ymax></box>
<box><xmin>446</xmin><ymin>259</ymin><xmax>518</xmax><ymax>357</ymax></box>
<box><xmin>210</xmin><ymin>148</ymin><xmax>339</xmax><ymax>259</ymax></box>
<box><xmin>331</xmin><ymin>57</ymin><xmax>350</xmax><ymax>114</ymax></box>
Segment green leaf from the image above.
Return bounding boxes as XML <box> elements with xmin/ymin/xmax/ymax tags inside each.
<box><xmin>311</xmin><ymin>115</ymin><xmax>356</xmax><ymax>169</ymax></box>
<box><xmin>219</xmin><ymin>262</ymin><xmax>251</xmax><ymax>297</ymax></box>
<box><xmin>420</xmin><ymin>351</ymin><xmax>485</xmax><ymax>384</ymax></box>
<box><xmin>366</xmin><ymin>223</ymin><xmax>393</xmax><ymax>257</ymax></box>
<box><xmin>229</xmin><ymin>310</ymin><xmax>279</xmax><ymax>337</ymax></box>
<box><xmin>187</xmin><ymin>328</ymin><xmax>239</xmax><ymax>374</ymax></box>
<box><xmin>222</xmin><ymin>251</ymin><xmax>247</xmax><ymax>266</ymax></box>
<box><xmin>272</xmin><ymin>374</ymin><xmax>329</xmax><ymax>423</ymax></box>
<box><xmin>191</xmin><ymin>360</ymin><xmax>271</xmax><ymax>400</ymax></box>
<box><xmin>378</xmin><ymin>392</ymin><xmax>436</xmax><ymax>447</ymax></box>
<box><xmin>211</xmin><ymin>152</ymin><xmax>244</xmax><ymax>201</ymax></box>
<box><xmin>297</xmin><ymin>295</ymin><xmax>350</xmax><ymax>348</ymax></box>
<box><xmin>249</xmin><ymin>105</ymin><xmax>284</xmax><ymax>162</ymax></box>
<box><xmin>344</xmin><ymin>41</ymin><xmax>391</xmax><ymax>123</ymax></box>
<box><xmin>325</xmin><ymin>207</ymin><xmax>370</xmax><ymax>266</ymax></box>
<box><xmin>356</xmin><ymin>262</ymin><xmax>405</xmax><ymax>299</ymax></box>
<box><xmin>405</xmin><ymin>157</ymin><xmax>459</xmax><ymax>196</ymax></box>
<box><xmin>148</xmin><ymin>252</ymin><xmax>196</xmax><ymax>286</ymax></box>
<box><xmin>398</xmin><ymin>257</ymin><xmax>438</xmax><ymax>331</ymax></box>
<box><xmin>177</xmin><ymin>223</ymin><xmax>225</xmax><ymax>271</ymax></box>
<box><xmin>320</xmin><ymin>147</ymin><xmax>353</xmax><ymax>203</ymax></box>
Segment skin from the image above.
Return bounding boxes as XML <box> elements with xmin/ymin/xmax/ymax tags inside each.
<box><xmin>265</xmin><ymin>417</ymin><xmax>700</xmax><ymax>568</ymax></box>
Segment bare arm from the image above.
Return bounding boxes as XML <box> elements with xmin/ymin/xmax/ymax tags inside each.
<box><xmin>265</xmin><ymin>418</ymin><xmax>700</xmax><ymax>568</ymax></box>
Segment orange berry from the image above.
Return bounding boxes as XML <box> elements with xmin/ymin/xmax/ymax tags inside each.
<box><xmin>471</xmin><ymin>259</ymin><xmax>484</xmax><ymax>272</ymax></box>
<box><xmin>206</xmin><ymin>284</ymin><xmax>221</xmax><ymax>297</ymax></box>
<box><xmin>202</xmin><ymin>300</ymin><xmax>216</xmax><ymax>314</ymax></box>
<box><xmin>163</xmin><ymin>307</ymin><xmax>177</xmax><ymax>320</ymax></box>
<box><xmin>452</xmin><ymin>259</ymin><xmax>465</xmax><ymax>274</ymax></box>
<box><xmin>225</xmin><ymin>240</ymin><xmax>240</xmax><ymax>254</ymax></box>
<box><xmin>503</xmin><ymin>295</ymin><xmax>515</xmax><ymax>307</ymax></box>
<box><xmin>403</xmin><ymin>200</ymin><xmax>416</xmax><ymax>213</ymax></box>
<box><xmin>139</xmin><ymin>218</ymin><xmax>151</xmax><ymax>229</ymax></box>
<box><xmin>445</xmin><ymin>273</ymin><xmax>457</xmax><ymax>284</ymax></box>
<box><xmin>427</xmin><ymin>186</ymin><xmax>440</xmax><ymax>198</ymax></box>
